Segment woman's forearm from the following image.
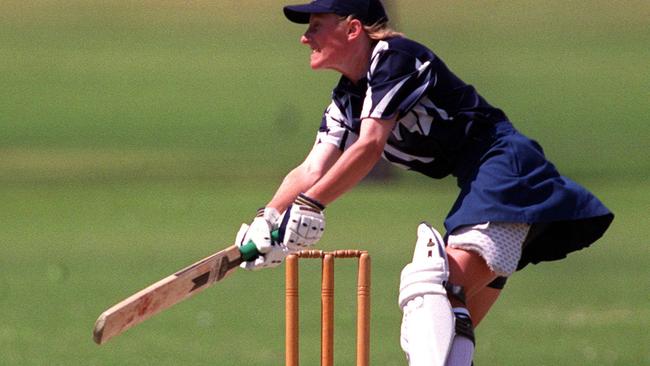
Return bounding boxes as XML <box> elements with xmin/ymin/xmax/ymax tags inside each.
<box><xmin>267</xmin><ymin>165</ymin><xmax>315</xmax><ymax>212</ymax></box>
<box><xmin>305</xmin><ymin>138</ymin><xmax>384</xmax><ymax>205</ymax></box>
<box><xmin>267</xmin><ymin>142</ymin><xmax>342</xmax><ymax>212</ymax></box>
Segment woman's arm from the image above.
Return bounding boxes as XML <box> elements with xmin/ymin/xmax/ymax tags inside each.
<box><xmin>267</xmin><ymin>141</ymin><xmax>342</xmax><ymax>212</ymax></box>
<box><xmin>305</xmin><ymin>116</ymin><xmax>397</xmax><ymax>205</ymax></box>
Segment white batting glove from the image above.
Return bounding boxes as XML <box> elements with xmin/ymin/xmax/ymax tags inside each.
<box><xmin>278</xmin><ymin>193</ymin><xmax>326</xmax><ymax>251</ymax></box>
<box><xmin>236</xmin><ymin>208</ymin><xmax>289</xmax><ymax>270</ymax></box>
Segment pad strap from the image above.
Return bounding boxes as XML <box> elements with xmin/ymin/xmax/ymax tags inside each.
<box><xmin>445</xmin><ymin>282</ymin><xmax>467</xmax><ymax>305</ymax></box>
<box><xmin>453</xmin><ymin>309</ymin><xmax>476</xmax><ymax>345</ymax></box>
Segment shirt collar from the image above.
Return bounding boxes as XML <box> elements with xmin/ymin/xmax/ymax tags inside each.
<box><xmin>334</xmin><ymin>75</ymin><xmax>368</xmax><ymax>98</ymax></box>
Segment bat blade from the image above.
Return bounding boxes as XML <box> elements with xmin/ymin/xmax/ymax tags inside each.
<box><xmin>93</xmin><ymin>244</ymin><xmax>248</xmax><ymax>345</ymax></box>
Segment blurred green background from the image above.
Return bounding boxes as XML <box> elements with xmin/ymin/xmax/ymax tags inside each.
<box><xmin>1</xmin><ymin>0</ymin><xmax>648</xmax><ymax>365</ymax></box>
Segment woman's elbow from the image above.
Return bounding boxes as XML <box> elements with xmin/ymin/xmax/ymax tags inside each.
<box><xmin>303</xmin><ymin>163</ymin><xmax>328</xmax><ymax>182</ymax></box>
<box><xmin>360</xmin><ymin>138</ymin><xmax>386</xmax><ymax>161</ymax></box>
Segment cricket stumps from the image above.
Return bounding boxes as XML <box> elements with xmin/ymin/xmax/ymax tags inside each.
<box><xmin>285</xmin><ymin>249</ymin><xmax>371</xmax><ymax>366</ymax></box>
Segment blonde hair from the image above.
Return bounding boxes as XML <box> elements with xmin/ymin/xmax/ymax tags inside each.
<box><xmin>340</xmin><ymin>15</ymin><xmax>404</xmax><ymax>40</ymax></box>
<box><xmin>363</xmin><ymin>21</ymin><xmax>404</xmax><ymax>40</ymax></box>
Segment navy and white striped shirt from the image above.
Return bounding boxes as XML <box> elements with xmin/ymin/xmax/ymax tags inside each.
<box><xmin>317</xmin><ymin>37</ymin><xmax>507</xmax><ymax>178</ymax></box>
<box><xmin>314</xmin><ymin>37</ymin><xmax>614</xmax><ymax>267</ymax></box>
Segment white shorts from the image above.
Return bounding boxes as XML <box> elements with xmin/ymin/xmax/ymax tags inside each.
<box><xmin>447</xmin><ymin>222</ymin><xmax>531</xmax><ymax>277</ymax></box>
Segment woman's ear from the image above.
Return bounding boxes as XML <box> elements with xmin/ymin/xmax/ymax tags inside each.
<box><xmin>347</xmin><ymin>18</ymin><xmax>364</xmax><ymax>40</ymax></box>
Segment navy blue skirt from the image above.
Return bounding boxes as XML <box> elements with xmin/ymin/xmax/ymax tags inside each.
<box><xmin>444</xmin><ymin>121</ymin><xmax>614</xmax><ymax>270</ymax></box>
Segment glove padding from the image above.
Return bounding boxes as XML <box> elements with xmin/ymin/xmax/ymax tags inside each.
<box><xmin>279</xmin><ymin>193</ymin><xmax>326</xmax><ymax>251</ymax></box>
<box><xmin>237</xmin><ymin>208</ymin><xmax>288</xmax><ymax>270</ymax></box>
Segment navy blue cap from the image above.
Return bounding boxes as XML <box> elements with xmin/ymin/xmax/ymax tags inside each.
<box><xmin>284</xmin><ymin>0</ymin><xmax>388</xmax><ymax>25</ymax></box>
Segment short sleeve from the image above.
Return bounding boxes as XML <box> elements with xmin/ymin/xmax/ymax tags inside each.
<box><xmin>316</xmin><ymin>101</ymin><xmax>358</xmax><ymax>151</ymax></box>
<box><xmin>361</xmin><ymin>43</ymin><xmax>434</xmax><ymax>120</ymax></box>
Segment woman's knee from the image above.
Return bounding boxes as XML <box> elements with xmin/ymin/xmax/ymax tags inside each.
<box><xmin>446</xmin><ymin>247</ymin><xmax>497</xmax><ymax>300</ymax></box>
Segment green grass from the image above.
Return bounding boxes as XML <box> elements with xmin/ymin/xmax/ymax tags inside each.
<box><xmin>1</xmin><ymin>0</ymin><xmax>649</xmax><ymax>365</ymax></box>
<box><xmin>0</xmin><ymin>180</ymin><xmax>648</xmax><ymax>365</ymax></box>
<box><xmin>2</xmin><ymin>0</ymin><xmax>648</xmax><ymax>177</ymax></box>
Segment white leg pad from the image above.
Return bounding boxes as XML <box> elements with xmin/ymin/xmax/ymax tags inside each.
<box><xmin>399</xmin><ymin>223</ymin><xmax>455</xmax><ymax>366</ymax></box>
<box><xmin>401</xmin><ymin>294</ymin><xmax>455</xmax><ymax>366</ymax></box>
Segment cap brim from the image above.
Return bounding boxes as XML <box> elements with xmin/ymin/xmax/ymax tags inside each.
<box><xmin>283</xmin><ymin>4</ymin><xmax>332</xmax><ymax>24</ymax></box>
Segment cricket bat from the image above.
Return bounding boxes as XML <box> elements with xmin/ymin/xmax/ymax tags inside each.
<box><xmin>93</xmin><ymin>239</ymin><xmax>263</xmax><ymax>345</ymax></box>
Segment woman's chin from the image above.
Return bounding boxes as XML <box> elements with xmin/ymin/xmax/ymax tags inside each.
<box><xmin>309</xmin><ymin>55</ymin><xmax>326</xmax><ymax>70</ymax></box>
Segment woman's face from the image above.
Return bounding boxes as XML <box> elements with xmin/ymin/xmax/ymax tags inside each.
<box><xmin>300</xmin><ymin>13</ymin><xmax>350</xmax><ymax>72</ymax></box>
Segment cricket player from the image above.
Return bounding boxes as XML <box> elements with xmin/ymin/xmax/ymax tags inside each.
<box><xmin>235</xmin><ymin>1</ymin><xmax>614</xmax><ymax>364</ymax></box>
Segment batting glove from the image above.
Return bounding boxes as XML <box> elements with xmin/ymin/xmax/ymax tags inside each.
<box><xmin>279</xmin><ymin>193</ymin><xmax>326</xmax><ymax>251</ymax></box>
<box><xmin>237</xmin><ymin>207</ymin><xmax>289</xmax><ymax>270</ymax></box>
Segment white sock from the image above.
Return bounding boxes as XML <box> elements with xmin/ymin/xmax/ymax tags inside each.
<box><xmin>445</xmin><ymin>308</ymin><xmax>474</xmax><ymax>366</ymax></box>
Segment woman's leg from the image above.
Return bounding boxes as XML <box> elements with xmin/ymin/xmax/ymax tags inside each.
<box><xmin>446</xmin><ymin>247</ymin><xmax>505</xmax><ymax>325</ymax></box>
<box><xmin>446</xmin><ymin>221</ymin><xmax>530</xmax><ymax>325</ymax></box>
<box><xmin>399</xmin><ymin>223</ymin><xmax>524</xmax><ymax>365</ymax></box>
<box><xmin>468</xmin><ymin>285</ymin><xmax>502</xmax><ymax>327</ymax></box>
<box><xmin>399</xmin><ymin>224</ymin><xmax>456</xmax><ymax>366</ymax></box>
<box><xmin>446</xmin><ymin>247</ymin><xmax>498</xmax><ymax>303</ymax></box>
<box><xmin>444</xmin><ymin>247</ymin><xmax>499</xmax><ymax>366</ymax></box>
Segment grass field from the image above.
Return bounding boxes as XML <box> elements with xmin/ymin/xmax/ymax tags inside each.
<box><xmin>1</xmin><ymin>1</ymin><xmax>649</xmax><ymax>365</ymax></box>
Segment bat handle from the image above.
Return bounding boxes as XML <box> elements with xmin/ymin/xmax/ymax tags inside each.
<box><xmin>239</xmin><ymin>230</ymin><xmax>281</xmax><ymax>262</ymax></box>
